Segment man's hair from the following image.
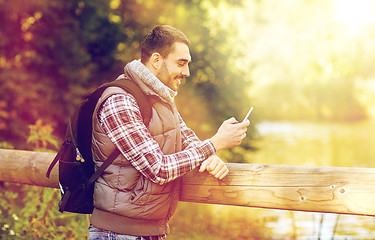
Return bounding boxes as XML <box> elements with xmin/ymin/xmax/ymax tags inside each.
<box><xmin>141</xmin><ymin>25</ymin><xmax>191</xmax><ymax>62</ymax></box>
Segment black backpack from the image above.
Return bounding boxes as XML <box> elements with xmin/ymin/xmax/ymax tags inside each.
<box><xmin>46</xmin><ymin>78</ymin><xmax>151</xmax><ymax>214</ymax></box>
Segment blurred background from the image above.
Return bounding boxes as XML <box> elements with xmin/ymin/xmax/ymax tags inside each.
<box><xmin>1</xmin><ymin>0</ymin><xmax>375</xmax><ymax>239</ymax></box>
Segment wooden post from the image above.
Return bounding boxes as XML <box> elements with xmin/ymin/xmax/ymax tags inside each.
<box><xmin>0</xmin><ymin>149</ymin><xmax>58</xmax><ymax>188</ymax></box>
<box><xmin>1</xmin><ymin>149</ymin><xmax>375</xmax><ymax>216</ymax></box>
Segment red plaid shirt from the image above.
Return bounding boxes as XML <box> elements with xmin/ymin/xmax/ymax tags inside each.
<box><xmin>98</xmin><ymin>93</ymin><xmax>216</xmax><ymax>185</ymax></box>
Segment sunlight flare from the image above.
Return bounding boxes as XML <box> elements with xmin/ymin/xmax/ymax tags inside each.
<box><xmin>333</xmin><ymin>0</ymin><xmax>375</xmax><ymax>32</ymax></box>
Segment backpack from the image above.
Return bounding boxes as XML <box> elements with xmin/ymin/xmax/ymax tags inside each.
<box><xmin>46</xmin><ymin>78</ymin><xmax>152</xmax><ymax>214</ymax></box>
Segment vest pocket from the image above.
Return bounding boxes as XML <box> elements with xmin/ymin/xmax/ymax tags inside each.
<box><xmin>130</xmin><ymin>174</ymin><xmax>147</xmax><ymax>204</ymax></box>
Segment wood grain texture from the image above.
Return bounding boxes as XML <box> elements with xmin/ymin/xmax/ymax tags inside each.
<box><xmin>0</xmin><ymin>149</ymin><xmax>59</xmax><ymax>188</ymax></box>
<box><xmin>180</xmin><ymin>163</ymin><xmax>375</xmax><ymax>216</ymax></box>
<box><xmin>1</xmin><ymin>149</ymin><xmax>375</xmax><ymax>216</ymax></box>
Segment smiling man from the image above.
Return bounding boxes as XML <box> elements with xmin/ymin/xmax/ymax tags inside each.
<box><xmin>147</xmin><ymin>41</ymin><xmax>191</xmax><ymax>91</ymax></box>
<box><xmin>89</xmin><ymin>25</ymin><xmax>250</xmax><ymax>240</ymax></box>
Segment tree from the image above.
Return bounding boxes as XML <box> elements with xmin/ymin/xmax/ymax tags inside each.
<box><xmin>0</xmin><ymin>0</ymin><xmax>125</xmax><ymax>149</ymax></box>
<box><xmin>0</xmin><ymin>0</ymin><xmax>253</xmax><ymax>160</ymax></box>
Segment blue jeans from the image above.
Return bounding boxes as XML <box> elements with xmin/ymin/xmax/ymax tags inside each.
<box><xmin>88</xmin><ymin>225</ymin><xmax>166</xmax><ymax>240</ymax></box>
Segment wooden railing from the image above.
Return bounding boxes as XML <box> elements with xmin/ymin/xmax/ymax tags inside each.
<box><xmin>1</xmin><ymin>148</ymin><xmax>375</xmax><ymax>216</ymax></box>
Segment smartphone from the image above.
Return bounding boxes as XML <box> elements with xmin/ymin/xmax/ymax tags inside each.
<box><xmin>242</xmin><ymin>106</ymin><xmax>253</xmax><ymax>122</ymax></box>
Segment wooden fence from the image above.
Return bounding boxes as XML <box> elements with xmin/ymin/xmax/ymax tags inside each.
<box><xmin>1</xmin><ymin>148</ymin><xmax>375</xmax><ymax>216</ymax></box>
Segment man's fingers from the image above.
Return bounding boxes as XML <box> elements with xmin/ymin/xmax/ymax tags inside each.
<box><xmin>209</xmin><ymin>160</ymin><xmax>223</xmax><ymax>175</ymax></box>
<box><xmin>207</xmin><ymin>159</ymin><xmax>218</xmax><ymax>172</ymax></box>
<box><xmin>241</xmin><ymin>132</ymin><xmax>247</xmax><ymax>140</ymax></box>
<box><xmin>209</xmin><ymin>160</ymin><xmax>226</xmax><ymax>176</ymax></box>
<box><xmin>241</xmin><ymin>119</ymin><xmax>250</xmax><ymax>126</ymax></box>
<box><xmin>199</xmin><ymin>160</ymin><xmax>208</xmax><ymax>172</ymax></box>
<box><xmin>200</xmin><ymin>157</ymin><xmax>213</xmax><ymax>172</ymax></box>
<box><xmin>215</xmin><ymin>167</ymin><xmax>229</xmax><ymax>180</ymax></box>
<box><xmin>225</xmin><ymin>117</ymin><xmax>238</xmax><ymax>124</ymax></box>
<box><xmin>200</xmin><ymin>156</ymin><xmax>229</xmax><ymax>180</ymax></box>
<box><xmin>209</xmin><ymin>164</ymin><xmax>229</xmax><ymax>179</ymax></box>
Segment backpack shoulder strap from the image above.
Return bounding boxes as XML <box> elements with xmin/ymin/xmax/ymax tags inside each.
<box><xmin>87</xmin><ymin>148</ymin><xmax>120</xmax><ymax>187</ymax></box>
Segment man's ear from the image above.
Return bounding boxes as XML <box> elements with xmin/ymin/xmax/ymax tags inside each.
<box><xmin>150</xmin><ymin>52</ymin><xmax>163</xmax><ymax>71</ymax></box>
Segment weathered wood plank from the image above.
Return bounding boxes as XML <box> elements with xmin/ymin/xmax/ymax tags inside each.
<box><xmin>180</xmin><ymin>164</ymin><xmax>375</xmax><ymax>216</ymax></box>
<box><xmin>1</xmin><ymin>149</ymin><xmax>375</xmax><ymax>216</ymax></box>
<box><xmin>0</xmin><ymin>149</ymin><xmax>58</xmax><ymax>188</ymax></box>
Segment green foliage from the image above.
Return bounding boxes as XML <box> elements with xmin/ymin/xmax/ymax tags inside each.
<box><xmin>27</xmin><ymin>119</ymin><xmax>59</xmax><ymax>151</ymax></box>
<box><xmin>0</xmin><ymin>183</ymin><xmax>87</xmax><ymax>239</ymax></box>
<box><xmin>0</xmin><ymin>142</ymin><xmax>14</xmax><ymax>149</ymax></box>
<box><xmin>0</xmin><ymin>113</ymin><xmax>87</xmax><ymax>239</ymax></box>
<box><xmin>0</xmin><ymin>0</ymin><xmax>125</xmax><ymax>149</ymax></box>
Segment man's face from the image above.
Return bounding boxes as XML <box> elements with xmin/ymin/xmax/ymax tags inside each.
<box><xmin>156</xmin><ymin>42</ymin><xmax>191</xmax><ymax>91</ymax></box>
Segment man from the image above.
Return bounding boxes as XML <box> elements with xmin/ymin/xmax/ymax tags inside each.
<box><xmin>89</xmin><ymin>25</ymin><xmax>250</xmax><ymax>240</ymax></box>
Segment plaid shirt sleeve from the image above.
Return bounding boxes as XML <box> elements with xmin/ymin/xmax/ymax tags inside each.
<box><xmin>98</xmin><ymin>93</ymin><xmax>216</xmax><ymax>185</ymax></box>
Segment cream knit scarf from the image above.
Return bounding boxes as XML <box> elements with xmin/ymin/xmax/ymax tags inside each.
<box><xmin>123</xmin><ymin>60</ymin><xmax>177</xmax><ymax>103</ymax></box>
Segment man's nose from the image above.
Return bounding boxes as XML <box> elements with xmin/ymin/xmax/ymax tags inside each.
<box><xmin>182</xmin><ymin>65</ymin><xmax>190</xmax><ymax>77</ymax></box>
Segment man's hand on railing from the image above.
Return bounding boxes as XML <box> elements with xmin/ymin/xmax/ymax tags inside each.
<box><xmin>199</xmin><ymin>155</ymin><xmax>229</xmax><ymax>180</ymax></box>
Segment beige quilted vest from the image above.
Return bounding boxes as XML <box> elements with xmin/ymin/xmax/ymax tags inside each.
<box><xmin>90</xmin><ymin>79</ymin><xmax>182</xmax><ymax>236</ymax></box>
